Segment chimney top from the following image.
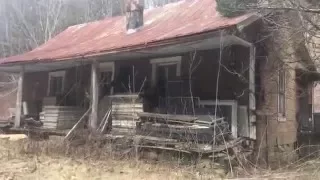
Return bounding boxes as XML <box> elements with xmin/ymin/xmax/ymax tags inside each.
<box><xmin>126</xmin><ymin>0</ymin><xmax>144</xmax><ymax>34</ymax></box>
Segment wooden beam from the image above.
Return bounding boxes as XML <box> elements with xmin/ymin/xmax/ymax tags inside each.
<box><xmin>14</xmin><ymin>66</ymin><xmax>24</xmax><ymax>128</ymax></box>
<box><xmin>249</xmin><ymin>45</ymin><xmax>256</xmax><ymax>140</ymax></box>
<box><xmin>65</xmin><ymin>107</ymin><xmax>91</xmax><ymax>140</ymax></box>
<box><xmin>90</xmin><ymin>62</ymin><xmax>99</xmax><ymax>130</ymax></box>
<box><xmin>138</xmin><ymin>112</ymin><xmax>198</xmax><ymax>122</ymax></box>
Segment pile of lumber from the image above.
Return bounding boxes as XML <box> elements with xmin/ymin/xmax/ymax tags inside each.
<box><xmin>102</xmin><ymin>134</ymin><xmax>245</xmax><ymax>155</ymax></box>
<box><xmin>109</xmin><ymin>94</ymin><xmax>143</xmax><ymax>133</ymax></box>
<box><xmin>40</xmin><ymin>106</ymin><xmax>85</xmax><ymax>130</ymax></box>
<box><xmin>137</xmin><ymin>112</ymin><xmax>230</xmax><ymax>144</ymax></box>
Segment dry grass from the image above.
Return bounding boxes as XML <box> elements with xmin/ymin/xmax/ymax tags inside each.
<box><xmin>0</xmin><ymin>135</ymin><xmax>225</xmax><ymax>180</ymax></box>
<box><xmin>1</xmin><ymin>135</ymin><xmax>320</xmax><ymax>180</ymax></box>
<box><xmin>0</xmin><ymin>155</ymin><xmax>200</xmax><ymax>180</ymax></box>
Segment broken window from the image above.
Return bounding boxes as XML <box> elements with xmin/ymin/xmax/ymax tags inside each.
<box><xmin>278</xmin><ymin>69</ymin><xmax>286</xmax><ymax>119</ymax></box>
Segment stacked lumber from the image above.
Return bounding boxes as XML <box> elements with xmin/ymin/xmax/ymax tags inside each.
<box><xmin>109</xmin><ymin>94</ymin><xmax>143</xmax><ymax>132</ymax></box>
<box><xmin>137</xmin><ymin>112</ymin><xmax>230</xmax><ymax>144</ymax></box>
<box><xmin>41</xmin><ymin>106</ymin><xmax>85</xmax><ymax>130</ymax></box>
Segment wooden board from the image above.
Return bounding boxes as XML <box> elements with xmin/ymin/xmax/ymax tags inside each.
<box><xmin>112</xmin><ymin>104</ymin><xmax>143</xmax><ymax>108</ymax></box>
<box><xmin>112</xmin><ymin>116</ymin><xmax>139</xmax><ymax>121</ymax></box>
<box><xmin>138</xmin><ymin>112</ymin><xmax>198</xmax><ymax>122</ymax></box>
<box><xmin>110</xmin><ymin>94</ymin><xmax>143</xmax><ymax>130</ymax></box>
<box><xmin>41</xmin><ymin>106</ymin><xmax>85</xmax><ymax>130</ymax></box>
<box><xmin>112</xmin><ymin>110</ymin><xmax>143</xmax><ymax>114</ymax></box>
<box><xmin>112</xmin><ymin>120</ymin><xmax>137</xmax><ymax>128</ymax></box>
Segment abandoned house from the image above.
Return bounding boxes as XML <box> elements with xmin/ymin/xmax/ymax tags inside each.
<box><xmin>0</xmin><ymin>0</ymin><xmax>318</xmax><ymax>163</ymax></box>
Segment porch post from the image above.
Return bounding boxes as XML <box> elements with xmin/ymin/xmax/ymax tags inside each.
<box><xmin>90</xmin><ymin>61</ymin><xmax>99</xmax><ymax>130</ymax></box>
<box><xmin>14</xmin><ymin>66</ymin><xmax>24</xmax><ymax>128</ymax></box>
<box><xmin>249</xmin><ymin>45</ymin><xmax>256</xmax><ymax>139</ymax></box>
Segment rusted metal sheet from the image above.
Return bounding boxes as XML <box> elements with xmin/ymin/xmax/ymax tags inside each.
<box><xmin>0</xmin><ymin>0</ymin><xmax>252</xmax><ymax>65</ymax></box>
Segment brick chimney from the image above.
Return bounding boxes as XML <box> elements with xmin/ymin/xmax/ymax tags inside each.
<box><xmin>126</xmin><ymin>0</ymin><xmax>144</xmax><ymax>34</ymax></box>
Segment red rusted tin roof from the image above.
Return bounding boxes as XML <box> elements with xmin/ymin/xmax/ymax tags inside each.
<box><xmin>0</xmin><ymin>0</ymin><xmax>253</xmax><ymax>64</ymax></box>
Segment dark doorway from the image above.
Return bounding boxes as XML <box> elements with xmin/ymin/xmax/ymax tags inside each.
<box><xmin>99</xmin><ymin>71</ymin><xmax>113</xmax><ymax>99</ymax></box>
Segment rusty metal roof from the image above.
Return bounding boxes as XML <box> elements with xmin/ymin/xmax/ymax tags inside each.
<box><xmin>0</xmin><ymin>0</ymin><xmax>253</xmax><ymax>65</ymax></box>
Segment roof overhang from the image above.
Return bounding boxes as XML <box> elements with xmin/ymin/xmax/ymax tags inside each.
<box><xmin>295</xmin><ymin>43</ymin><xmax>320</xmax><ymax>81</ymax></box>
<box><xmin>0</xmin><ymin>33</ymin><xmax>253</xmax><ymax>73</ymax></box>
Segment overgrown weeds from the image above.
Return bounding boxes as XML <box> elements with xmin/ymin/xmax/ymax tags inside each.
<box><xmin>2</xmin><ymin>134</ymin><xmax>320</xmax><ymax>180</ymax></box>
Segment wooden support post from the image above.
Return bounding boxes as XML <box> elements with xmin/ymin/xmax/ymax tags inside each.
<box><xmin>14</xmin><ymin>66</ymin><xmax>24</xmax><ymax>128</ymax></box>
<box><xmin>90</xmin><ymin>61</ymin><xmax>99</xmax><ymax>130</ymax></box>
<box><xmin>249</xmin><ymin>45</ymin><xmax>256</xmax><ymax>139</ymax></box>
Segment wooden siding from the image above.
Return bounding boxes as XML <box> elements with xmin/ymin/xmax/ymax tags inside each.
<box><xmin>22</xmin><ymin>65</ymin><xmax>91</xmax><ymax>116</ymax></box>
<box><xmin>181</xmin><ymin>46</ymin><xmax>250</xmax><ymax>106</ymax></box>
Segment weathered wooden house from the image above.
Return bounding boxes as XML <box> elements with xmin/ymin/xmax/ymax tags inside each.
<box><xmin>0</xmin><ymin>0</ymin><xmax>318</xmax><ymax>162</ymax></box>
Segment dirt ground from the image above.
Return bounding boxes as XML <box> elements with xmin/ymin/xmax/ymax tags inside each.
<box><xmin>0</xmin><ymin>135</ymin><xmax>319</xmax><ymax>180</ymax></box>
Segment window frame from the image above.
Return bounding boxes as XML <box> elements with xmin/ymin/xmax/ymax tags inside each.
<box><xmin>278</xmin><ymin>68</ymin><xmax>286</xmax><ymax>121</ymax></box>
<box><xmin>150</xmin><ymin>56</ymin><xmax>182</xmax><ymax>85</ymax></box>
<box><xmin>47</xmin><ymin>71</ymin><xmax>66</xmax><ymax>96</ymax></box>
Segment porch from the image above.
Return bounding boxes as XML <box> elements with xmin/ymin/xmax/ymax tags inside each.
<box><xmin>5</xmin><ymin>33</ymin><xmax>257</xmax><ymax>154</ymax></box>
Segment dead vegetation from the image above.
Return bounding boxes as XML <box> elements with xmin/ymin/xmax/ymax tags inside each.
<box><xmin>0</xmin><ymin>134</ymin><xmax>320</xmax><ymax>180</ymax></box>
<box><xmin>0</xmin><ymin>135</ymin><xmax>225</xmax><ymax>180</ymax></box>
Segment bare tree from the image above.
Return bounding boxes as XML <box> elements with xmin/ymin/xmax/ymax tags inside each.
<box><xmin>217</xmin><ymin>0</ymin><xmax>320</xmax><ymax>67</ymax></box>
<box><xmin>0</xmin><ymin>0</ymin><xmax>66</xmax><ymax>56</ymax></box>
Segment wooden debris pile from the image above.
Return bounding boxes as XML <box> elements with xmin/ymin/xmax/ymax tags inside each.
<box><xmin>102</xmin><ymin>134</ymin><xmax>246</xmax><ymax>159</ymax></box>
<box><xmin>135</xmin><ymin>112</ymin><xmax>231</xmax><ymax>154</ymax></box>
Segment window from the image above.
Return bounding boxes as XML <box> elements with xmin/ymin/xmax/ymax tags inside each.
<box><xmin>47</xmin><ymin>71</ymin><xmax>65</xmax><ymax>96</ymax></box>
<box><xmin>278</xmin><ymin>69</ymin><xmax>286</xmax><ymax>120</ymax></box>
<box><xmin>150</xmin><ymin>57</ymin><xmax>182</xmax><ymax>97</ymax></box>
<box><xmin>150</xmin><ymin>56</ymin><xmax>181</xmax><ymax>85</ymax></box>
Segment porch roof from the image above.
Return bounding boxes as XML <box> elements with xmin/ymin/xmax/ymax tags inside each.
<box><xmin>0</xmin><ymin>0</ymin><xmax>256</xmax><ymax>70</ymax></box>
<box><xmin>0</xmin><ymin>34</ymin><xmax>254</xmax><ymax>72</ymax></box>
